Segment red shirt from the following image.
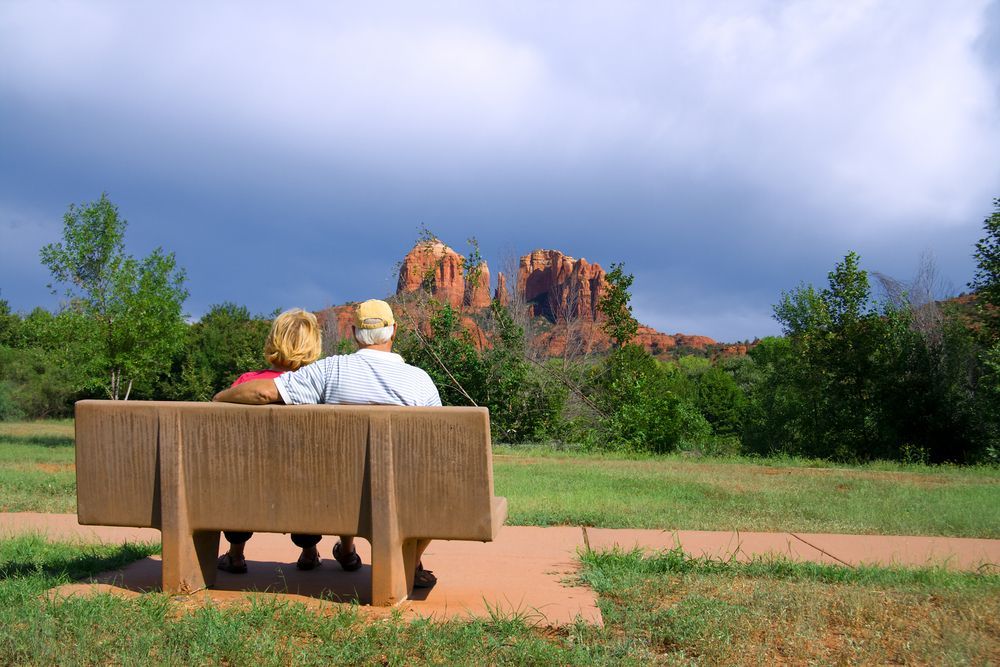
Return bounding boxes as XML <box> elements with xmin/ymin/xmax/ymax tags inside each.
<box><xmin>232</xmin><ymin>369</ymin><xmax>285</xmax><ymax>387</ymax></box>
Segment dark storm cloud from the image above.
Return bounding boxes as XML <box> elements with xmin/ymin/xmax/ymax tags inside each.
<box><xmin>1</xmin><ymin>1</ymin><xmax>998</xmax><ymax>341</ymax></box>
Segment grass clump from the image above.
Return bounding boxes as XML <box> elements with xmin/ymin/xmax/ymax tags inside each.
<box><xmin>579</xmin><ymin>547</ymin><xmax>1000</xmax><ymax>664</ymax></box>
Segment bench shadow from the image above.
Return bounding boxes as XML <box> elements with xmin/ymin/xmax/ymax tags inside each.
<box><xmin>88</xmin><ymin>557</ymin><xmax>438</xmax><ymax>605</ymax></box>
<box><xmin>0</xmin><ymin>543</ymin><xmax>156</xmax><ymax>583</ymax></box>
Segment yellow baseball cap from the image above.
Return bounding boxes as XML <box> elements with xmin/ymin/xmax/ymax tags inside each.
<box><xmin>354</xmin><ymin>299</ymin><xmax>395</xmax><ymax>329</ymax></box>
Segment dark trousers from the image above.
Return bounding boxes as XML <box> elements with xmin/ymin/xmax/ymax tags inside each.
<box><xmin>223</xmin><ymin>531</ymin><xmax>321</xmax><ymax>549</ymax></box>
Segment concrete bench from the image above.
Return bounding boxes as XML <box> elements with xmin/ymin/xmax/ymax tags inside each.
<box><xmin>74</xmin><ymin>400</ymin><xmax>508</xmax><ymax>605</ymax></box>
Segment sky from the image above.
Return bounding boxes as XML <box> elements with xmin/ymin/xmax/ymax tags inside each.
<box><xmin>1</xmin><ymin>1</ymin><xmax>998</xmax><ymax>343</ymax></box>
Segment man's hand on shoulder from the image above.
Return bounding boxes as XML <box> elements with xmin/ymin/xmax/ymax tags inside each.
<box><xmin>212</xmin><ymin>379</ymin><xmax>283</xmax><ymax>405</ymax></box>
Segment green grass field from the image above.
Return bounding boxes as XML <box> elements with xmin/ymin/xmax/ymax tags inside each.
<box><xmin>2</xmin><ymin>421</ymin><xmax>999</xmax><ymax>537</ymax></box>
<box><xmin>0</xmin><ymin>420</ymin><xmax>76</xmax><ymax>513</ymax></box>
<box><xmin>1</xmin><ymin>534</ymin><xmax>996</xmax><ymax>664</ymax></box>
<box><xmin>494</xmin><ymin>448</ymin><xmax>1000</xmax><ymax>537</ymax></box>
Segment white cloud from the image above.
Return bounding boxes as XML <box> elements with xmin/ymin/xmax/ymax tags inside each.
<box><xmin>2</xmin><ymin>1</ymin><xmax>995</xmax><ymax>214</ymax></box>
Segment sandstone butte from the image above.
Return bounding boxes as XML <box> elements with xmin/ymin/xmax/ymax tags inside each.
<box><xmin>395</xmin><ymin>240</ymin><xmax>491</xmax><ymax>310</ymax></box>
<box><xmin>317</xmin><ymin>241</ymin><xmax>748</xmax><ymax>358</ymax></box>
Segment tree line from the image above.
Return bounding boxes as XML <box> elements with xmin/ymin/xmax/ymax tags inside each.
<box><xmin>1</xmin><ymin>194</ymin><xmax>998</xmax><ymax>464</ymax></box>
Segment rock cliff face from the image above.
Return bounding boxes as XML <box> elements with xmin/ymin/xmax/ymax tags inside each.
<box><xmin>466</xmin><ymin>262</ymin><xmax>491</xmax><ymax>309</ymax></box>
<box><xmin>313</xmin><ymin>304</ymin><xmax>356</xmax><ymax>351</ymax></box>
<box><xmin>385</xmin><ymin>240</ymin><xmax>734</xmax><ymax>357</ymax></box>
<box><xmin>396</xmin><ymin>240</ymin><xmax>490</xmax><ymax>309</ymax></box>
<box><xmin>494</xmin><ymin>272</ymin><xmax>510</xmax><ymax>307</ymax></box>
<box><xmin>516</xmin><ymin>249</ymin><xmax>606</xmax><ymax>322</ymax></box>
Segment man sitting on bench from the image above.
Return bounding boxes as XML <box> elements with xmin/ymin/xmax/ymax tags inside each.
<box><xmin>213</xmin><ymin>299</ymin><xmax>443</xmax><ymax>588</ymax></box>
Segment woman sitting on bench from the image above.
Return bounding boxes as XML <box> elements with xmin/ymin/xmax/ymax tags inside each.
<box><xmin>216</xmin><ymin>308</ymin><xmax>326</xmax><ymax>574</ymax></box>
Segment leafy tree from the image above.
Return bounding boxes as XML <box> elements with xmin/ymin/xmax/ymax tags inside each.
<box><xmin>899</xmin><ymin>312</ymin><xmax>991</xmax><ymax>463</ymax></box>
<box><xmin>965</xmin><ymin>199</ymin><xmax>1000</xmax><ymax>459</ymax></box>
<box><xmin>740</xmin><ymin>337</ymin><xmax>803</xmax><ymax>455</ymax></box>
<box><xmin>694</xmin><ymin>366</ymin><xmax>747</xmax><ymax>438</ymax></box>
<box><xmin>0</xmin><ymin>299</ymin><xmax>23</xmax><ymax>348</ymax></box>
<box><xmin>769</xmin><ymin>253</ymin><xmax>915</xmax><ymax>460</ymax></box>
<box><xmin>589</xmin><ymin>344</ymin><xmax>710</xmax><ymax>453</ymax></box>
<box><xmin>463</xmin><ymin>237</ymin><xmax>486</xmax><ymax>308</ymax></box>
<box><xmin>969</xmin><ymin>197</ymin><xmax>1000</xmax><ymax>338</ymax></box>
<box><xmin>589</xmin><ymin>263</ymin><xmax>710</xmax><ymax>452</ymax></box>
<box><xmin>970</xmin><ymin>198</ymin><xmax>1000</xmax><ymax>300</ymax></box>
<box><xmin>23</xmin><ymin>306</ymin><xmax>102</xmax><ymax>388</ymax></box>
<box><xmin>599</xmin><ymin>263</ymin><xmax>639</xmax><ymax>348</ymax></box>
<box><xmin>158</xmin><ymin>303</ymin><xmax>270</xmax><ymax>401</ymax></box>
<box><xmin>39</xmin><ymin>194</ymin><xmax>188</xmax><ymax>399</ymax></box>
<box><xmin>481</xmin><ymin>301</ymin><xmax>567</xmax><ymax>441</ymax></box>
<box><xmin>0</xmin><ymin>306</ymin><xmax>102</xmax><ymax>420</ymax></box>
<box><xmin>0</xmin><ymin>346</ymin><xmax>77</xmax><ymax>419</ymax></box>
<box><xmin>979</xmin><ymin>342</ymin><xmax>1000</xmax><ymax>461</ymax></box>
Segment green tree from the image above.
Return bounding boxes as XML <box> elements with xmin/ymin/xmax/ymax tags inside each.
<box><xmin>39</xmin><ymin>193</ymin><xmax>188</xmax><ymax>399</ymax></box>
<box><xmin>969</xmin><ymin>197</ymin><xmax>1000</xmax><ymax>338</ymax></box>
<box><xmin>159</xmin><ymin>303</ymin><xmax>270</xmax><ymax>401</ymax></box>
<box><xmin>694</xmin><ymin>366</ymin><xmax>747</xmax><ymax>438</ymax></box>
<box><xmin>598</xmin><ymin>263</ymin><xmax>639</xmax><ymax>348</ymax></box>
<box><xmin>0</xmin><ymin>346</ymin><xmax>78</xmax><ymax>419</ymax></box>
<box><xmin>0</xmin><ymin>299</ymin><xmax>22</xmax><ymax>348</ymax></box>
<box><xmin>741</xmin><ymin>337</ymin><xmax>804</xmax><ymax>455</ymax></box>
<box><xmin>0</xmin><ymin>306</ymin><xmax>95</xmax><ymax>419</ymax></box>
<box><xmin>589</xmin><ymin>344</ymin><xmax>710</xmax><ymax>453</ymax></box>
<box><xmin>770</xmin><ymin>253</ymin><xmax>914</xmax><ymax>460</ymax></box>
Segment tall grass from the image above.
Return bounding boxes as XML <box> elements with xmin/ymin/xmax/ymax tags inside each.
<box><xmin>577</xmin><ymin>547</ymin><xmax>1000</xmax><ymax>664</ymax></box>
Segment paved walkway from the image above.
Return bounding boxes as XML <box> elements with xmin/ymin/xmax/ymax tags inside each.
<box><xmin>2</xmin><ymin>513</ymin><xmax>997</xmax><ymax>627</ymax></box>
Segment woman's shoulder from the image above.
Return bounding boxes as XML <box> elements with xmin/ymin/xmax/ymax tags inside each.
<box><xmin>232</xmin><ymin>369</ymin><xmax>285</xmax><ymax>386</ymax></box>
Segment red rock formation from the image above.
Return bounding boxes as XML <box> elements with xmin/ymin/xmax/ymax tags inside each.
<box><xmin>396</xmin><ymin>240</ymin><xmax>492</xmax><ymax>309</ymax></box>
<box><xmin>314</xmin><ymin>304</ymin><xmax>358</xmax><ymax>352</ymax></box>
<box><xmin>465</xmin><ymin>261</ymin><xmax>491</xmax><ymax>309</ymax></box>
<box><xmin>396</xmin><ymin>241</ymin><xmax>464</xmax><ymax>308</ymax></box>
<box><xmin>634</xmin><ymin>325</ymin><xmax>678</xmax><ymax>354</ymax></box>
<box><xmin>672</xmin><ymin>334</ymin><xmax>715</xmax><ymax>351</ymax></box>
<box><xmin>516</xmin><ymin>249</ymin><xmax>606</xmax><ymax>322</ymax></box>
<box><xmin>389</xmin><ymin>241</ymin><xmax>735</xmax><ymax>359</ymax></box>
<box><xmin>494</xmin><ymin>271</ymin><xmax>510</xmax><ymax>307</ymax></box>
<box><xmin>717</xmin><ymin>344</ymin><xmax>749</xmax><ymax>357</ymax></box>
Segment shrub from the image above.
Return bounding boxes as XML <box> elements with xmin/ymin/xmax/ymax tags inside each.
<box><xmin>588</xmin><ymin>345</ymin><xmax>710</xmax><ymax>454</ymax></box>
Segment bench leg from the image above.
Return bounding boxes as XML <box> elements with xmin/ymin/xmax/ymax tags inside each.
<box><xmin>162</xmin><ymin>529</ymin><xmax>220</xmax><ymax>594</ymax></box>
<box><xmin>367</xmin><ymin>415</ymin><xmax>421</xmax><ymax>605</ymax></box>
<box><xmin>370</xmin><ymin>536</ymin><xmax>419</xmax><ymax>606</ymax></box>
<box><xmin>158</xmin><ymin>411</ymin><xmax>221</xmax><ymax>594</ymax></box>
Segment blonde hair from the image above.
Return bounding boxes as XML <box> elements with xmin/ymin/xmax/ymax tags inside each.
<box><xmin>264</xmin><ymin>308</ymin><xmax>322</xmax><ymax>371</ymax></box>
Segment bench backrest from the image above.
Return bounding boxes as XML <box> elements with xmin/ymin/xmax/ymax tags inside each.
<box><xmin>76</xmin><ymin>401</ymin><xmax>497</xmax><ymax>541</ymax></box>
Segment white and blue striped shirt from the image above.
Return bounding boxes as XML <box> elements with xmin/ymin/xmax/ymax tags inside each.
<box><xmin>273</xmin><ymin>349</ymin><xmax>442</xmax><ymax>407</ymax></box>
